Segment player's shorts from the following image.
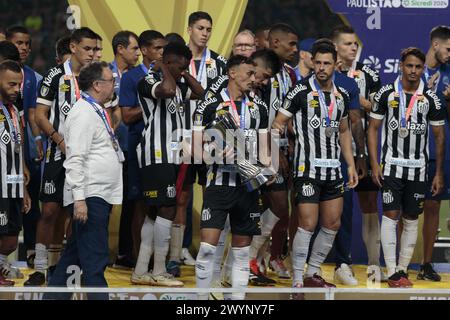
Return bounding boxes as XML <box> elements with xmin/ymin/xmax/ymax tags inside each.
<box><xmin>293</xmin><ymin>177</ymin><xmax>345</xmax><ymax>205</ymax></box>
<box><xmin>185</xmin><ymin>163</ymin><xmax>207</xmax><ymax>186</ymax></box>
<box><xmin>140</xmin><ymin>163</ymin><xmax>181</xmax><ymax>207</ymax></box>
<box><xmin>39</xmin><ymin>160</ymin><xmax>65</xmax><ymax>203</ymax></box>
<box><xmin>0</xmin><ymin>198</ymin><xmax>22</xmax><ymax>236</ymax></box>
<box><xmin>200</xmin><ymin>185</ymin><xmax>262</xmax><ymax>236</ymax></box>
<box><xmin>382</xmin><ymin>176</ymin><xmax>426</xmax><ymax>217</ymax></box>
<box><xmin>425</xmin><ymin>160</ymin><xmax>450</xmax><ymax>201</ymax></box>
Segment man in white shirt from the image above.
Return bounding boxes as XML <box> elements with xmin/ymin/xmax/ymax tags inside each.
<box><xmin>45</xmin><ymin>62</ymin><xmax>123</xmax><ymax>300</ymax></box>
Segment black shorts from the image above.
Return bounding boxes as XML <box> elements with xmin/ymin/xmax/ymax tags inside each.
<box><xmin>140</xmin><ymin>163</ymin><xmax>180</xmax><ymax>207</ymax></box>
<box><xmin>382</xmin><ymin>176</ymin><xmax>426</xmax><ymax>216</ymax></box>
<box><xmin>185</xmin><ymin>163</ymin><xmax>208</xmax><ymax>186</ymax></box>
<box><xmin>293</xmin><ymin>177</ymin><xmax>345</xmax><ymax>205</ymax></box>
<box><xmin>201</xmin><ymin>185</ymin><xmax>262</xmax><ymax>236</ymax></box>
<box><xmin>0</xmin><ymin>198</ymin><xmax>22</xmax><ymax>236</ymax></box>
<box><xmin>40</xmin><ymin>160</ymin><xmax>65</xmax><ymax>203</ymax></box>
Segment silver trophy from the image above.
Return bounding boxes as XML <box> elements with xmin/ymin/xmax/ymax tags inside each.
<box><xmin>206</xmin><ymin>111</ymin><xmax>272</xmax><ymax>191</ymax></box>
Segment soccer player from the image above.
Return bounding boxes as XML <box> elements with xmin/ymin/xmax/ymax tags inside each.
<box><xmin>420</xmin><ymin>25</ymin><xmax>450</xmax><ymax>281</ymax></box>
<box><xmin>0</xmin><ymin>60</ymin><xmax>31</xmax><ymax>286</ymax></box>
<box><xmin>165</xmin><ymin>11</ymin><xmax>227</xmax><ymax>278</ymax></box>
<box><xmin>193</xmin><ymin>55</ymin><xmax>272</xmax><ymax>300</ymax></box>
<box><xmin>272</xmin><ymin>42</ymin><xmax>358</xmax><ymax>289</ymax></box>
<box><xmin>109</xmin><ymin>30</ymin><xmax>141</xmax><ymax>269</ymax></box>
<box><xmin>6</xmin><ymin>26</ymin><xmax>43</xmax><ymax>268</ymax></box>
<box><xmin>231</xmin><ymin>30</ymin><xmax>256</xmax><ymax>57</ymax></box>
<box><xmin>249</xmin><ymin>23</ymin><xmax>298</xmax><ymax>283</ymax></box>
<box><xmin>120</xmin><ymin>30</ymin><xmax>167</xmax><ymax>272</ymax></box>
<box><xmin>25</xmin><ymin>27</ymin><xmax>98</xmax><ymax>286</ymax></box>
<box><xmin>132</xmin><ymin>42</ymin><xmax>203</xmax><ymax>287</ymax></box>
<box><xmin>55</xmin><ymin>36</ymin><xmax>71</xmax><ymax>65</ymax></box>
<box><xmin>368</xmin><ymin>47</ymin><xmax>446</xmax><ymax>288</ymax></box>
<box><xmin>331</xmin><ymin>25</ymin><xmax>382</xmax><ymax>284</ymax></box>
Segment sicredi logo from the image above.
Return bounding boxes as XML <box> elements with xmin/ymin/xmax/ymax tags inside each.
<box><xmin>363</xmin><ymin>56</ymin><xmax>400</xmax><ymax>74</ymax></box>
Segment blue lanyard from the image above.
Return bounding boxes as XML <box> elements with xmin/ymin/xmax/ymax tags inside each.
<box><xmin>225</xmin><ymin>89</ymin><xmax>248</xmax><ymax>129</ymax></box>
<box><xmin>111</xmin><ymin>60</ymin><xmax>121</xmax><ymax>93</ymax></box>
<box><xmin>81</xmin><ymin>92</ymin><xmax>118</xmax><ymax>146</ymax></box>
<box><xmin>140</xmin><ymin>63</ymin><xmax>149</xmax><ymax>74</ymax></box>
<box><xmin>192</xmin><ymin>49</ymin><xmax>207</xmax><ymax>82</ymax></box>
<box><xmin>0</xmin><ymin>102</ymin><xmax>19</xmax><ymax>143</ymax></box>
<box><xmin>313</xmin><ymin>76</ymin><xmax>334</xmax><ymax>127</ymax></box>
<box><xmin>279</xmin><ymin>67</ymin><xmax>290</xmax><ymax>99</ymax></box>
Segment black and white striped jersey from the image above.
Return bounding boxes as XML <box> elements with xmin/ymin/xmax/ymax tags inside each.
<box><xmin>279</xmin><ymin>75</ymin><xmax>350</xmax><ymax>181</ymax></box>
<box><xmin>183</xmin><ymin>48</ymin><xmax>227</xmax><ymax>131</ymax></box>
<box><xmin>37</xmin><ymin>59</ymin><xmax>79</xmax><ymax>163</ymax></box>
<box><xmin>264</xmin><ymin>63</ymin><xmax>297</xmax><ymax>126</ymax></box>
<box><xmin>370</xmin><ymin>79</ymin><xmax>446</xmax><ymax>182</ymax></box>
<box><xmin>345</xmin><ymin>61</ymin><xmax>381</xmax><ymax>101</ymax></box>
<box><xmin>0</xmin><ymin>104</ymin><xmax>24</xmax><ymax>199</ymax></box>
<box><xmin>193</xmin><ymin>88</ymin><xmax>269</xmax><ymax>188</ymax></box>
<box><xmin>136</xmin><ymin>68</ymin><xmax>191</xmax><ymax>167</ymax></box>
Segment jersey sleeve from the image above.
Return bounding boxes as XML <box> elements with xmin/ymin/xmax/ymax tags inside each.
<box><xmin>137</xmin><ymin>71</ymin><xmax>162</xmax><ymax>100</ymax></box>
<box><xmin>427</xmin><ymin>90</ymin><xmax>446</xmax><ymax>126</ymax></box>
<box><xmin>216</xmin><ymin>55</ymin><xmax>228</xmax><ymax>76</ymax></box>
<box><xmin>37</xmin><ymin>67</ymin><xmax>60</xmax><ymax>107</ymax></box>
<box><xmin>278</xmin><ymin>84</ymin><xmax>303</xmax><ymax>118</ymax></box>
<box><xmin>370</xmin><ymin>85</ymin><xmax>391</xmax><ymax>120</ymax></box>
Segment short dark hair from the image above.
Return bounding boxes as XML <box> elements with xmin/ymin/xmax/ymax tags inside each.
<box><xmin>268</xmin><ymin>23</ymin><xmax>297</xmax><ymax>38</ymax></box>
<box><xmin>138</xmin><ymin>30</ymin><xmax>164</xmax><ymax>48</ymax></box>
<box><xmin>56</xmin><ymin>36</ymin><xmax>71</xmax><ymax>60</ymax></box>
<box><xmin>78</xmin><ymin>61</ymin><xmax>109</xmax><ymax>91</ymax></box>
<box><xmin>313</xmin><ymin>38</ymin><xmax>334</xmax><ymax>47</ymax></box>
<box><xmin>112</xmin><ymin>30</ymin><xmax>139</xmax><ymax>55</ymax></box>
<box><xmin>163</xmin><ymin>42</ymin><xmax>192</xmax><ymax>61</ymax></box>
<box><xmin>430</xmin><ymin>25</ymin><xmax>450</xmax><ymax>42</ymax></box>
<box><xmin>0</xmin><ymin>59</ymin><xmax>22</xmax><ymax>74</ymax></box>
<box><xmin>188</xmin><ymin>11</ymin><xmax>213</xmax><ymax>26</ymax></box>
<box><xmin>311</xmin><ymin>42</ymin><xmax>337</xmax><ymax>61</ymax></box>
<box><xmin>400</xmin><ymin>47</ymin><xmax>426</xmax><ymax>63</ymax></box>
<box><xmin>165</xmin><ymin>32</ymin><xmax>185</xmax><ymax>45</ymax></box>
<box><xmin>70</xmin><ymin>27</ymin><xmax>98</xmax><ymax>44</ymax></box>
<box><xmin>226</xmin><ymin>54</ymin><xmax>255</xmax><ymax>72</ymax></box>
<box><xmin>5</xmin><ymin>25</ymin><xmax>29</xmax><ymax>39</ymax></box>
<box><xmin>0</xmin><ymin>41</ymin><xmax>20</xmax><ymax>62</ymax></box>
<box><xmin>255</xmin><ymin>24</ymin><xmax>271</xmax><ymax>35</ymax></box>
<box><xmin>94</xmin><ymin>32</ymin><xmax>103</xmax><ymax>41</ymax></box>
<box><xmin>251</xmin><ymin>48</ymin><xmax>281</xmax><ymax>74</ymax></box>
<box><xmin>330</xmin><ymin>25</ymin><xmax>355</xmax><ymax>41</ymax></box>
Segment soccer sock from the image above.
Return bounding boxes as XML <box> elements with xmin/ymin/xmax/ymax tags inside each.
<box><xmin>222</xmin><ymin>246</ymin><xmax>234</xmax><ymax>283</ymax></box>
<box><xmin>195</xmin><ymin>242</ymin><xmax>216</xmax><ymax>300</ymax></box>
<box><xmin>212</xmin><ymin>217</ymin><xmax>230</xmax><ymax>284</ymax></box>
<box><xmin>306</xmin><ymin>227</ymin><xmax>337</xmax><ymax>277</ymax></box>
<box><xmin>292</xmin><ymin>227</ymin><xmax>313</xmax><ymax>284</ymax></box>
<box><xmin>231</xmin><ymin>246</ymin><xmax>250</xmax><ymax>300</ymax></box>
<box><xmin>249</xmin><ymin>209</ymin><xmax>279</xmax><ymax>260</ymax></box>
<box><xmin>362</xmin><ymin>213</ymin><xmax>381</xmax><ymax>266</ymax></box>
<box><xmin>134</xmin><ymin>216</ymin><xmax>154</xmax><ymax>276</ymax></box>
<box><xmin>48</xmin><ymin>244</ymin><xmax>63</xmax><ymax>268</ymax></box>
<box><xmin>398</xmin><ymin>217</ymin><xmax>419</xmax><ymax>273</ymax></box>
<box><xmin>153</xmin><ymin>216</ymin><xmax>172</xmax><ymax>276</ymax></box>
<box><xmin>169</xmin><ymin>224</ymin><xmax>185</xmax><ymax>262</ymax></box>
<box><xmin>381</xmin><ymin>215</ymin><xmax>398</xmax><ymax>277</ymax></box>
<box><xmin>34</xmin><ymin>243</ymin><xmax>48</xmax><ymax>273</ymax></box>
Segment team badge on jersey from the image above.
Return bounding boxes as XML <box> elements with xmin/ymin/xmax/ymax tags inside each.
<box><xmin>382</xmin><ymin>190</ymin><xmax>394</xmax><ymax>204</ymax></box>
<box><xmin>60</xmin><ymin>101</ymin><xmax>71</xmax><ymax>116</ymax></box>
<box><xmin>388</xmin><ymin>117</ymin><xmax>399</xmax><ymax>131</ymax></box>
<box><xmin>40</xmin><ymin>85</ymin><xmax>50</xmax><ymax>97</ymax></box>
<box><xmin>167</xmin><ymin>100</ymin><xmax>177</xmax><ymax>114</ymax></box>
<box><xmin>309</xmin><ymin>114</ymin><xmax>321</xmax><ymax>129</ymax></box>
<box><xmin>145</xmin><ymin>74</ymin><xmax>157</xmax><ymax>85</ymax></box>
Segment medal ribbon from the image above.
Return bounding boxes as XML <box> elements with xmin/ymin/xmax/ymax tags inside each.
<box><xmin>313</xmin><ymin>76</ymin><xmax>336</xmax><ymax>127</ymax></box>
<box><xmin>0</xmin><ymin>102</ymin><xmax>20</xmax><ymax>144</ymax></box>
<box><xmin>225</xmin><ymin>89</ymin><xmax>247</xmax><ymax>129</ymax></box>
<box><xmin>68</xmin><ymin>61</ymin><xmax>81</xmax><ymax>100</ymax></box>
<box><xmin>190</xmin><ymin>49</ymin><xmax>207</xmax><ymax>83</ymax></box>
<box><xmin>397</xmin><ymin>78</ymin><xmax>420</xmax><ymax>128</ymax></box>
